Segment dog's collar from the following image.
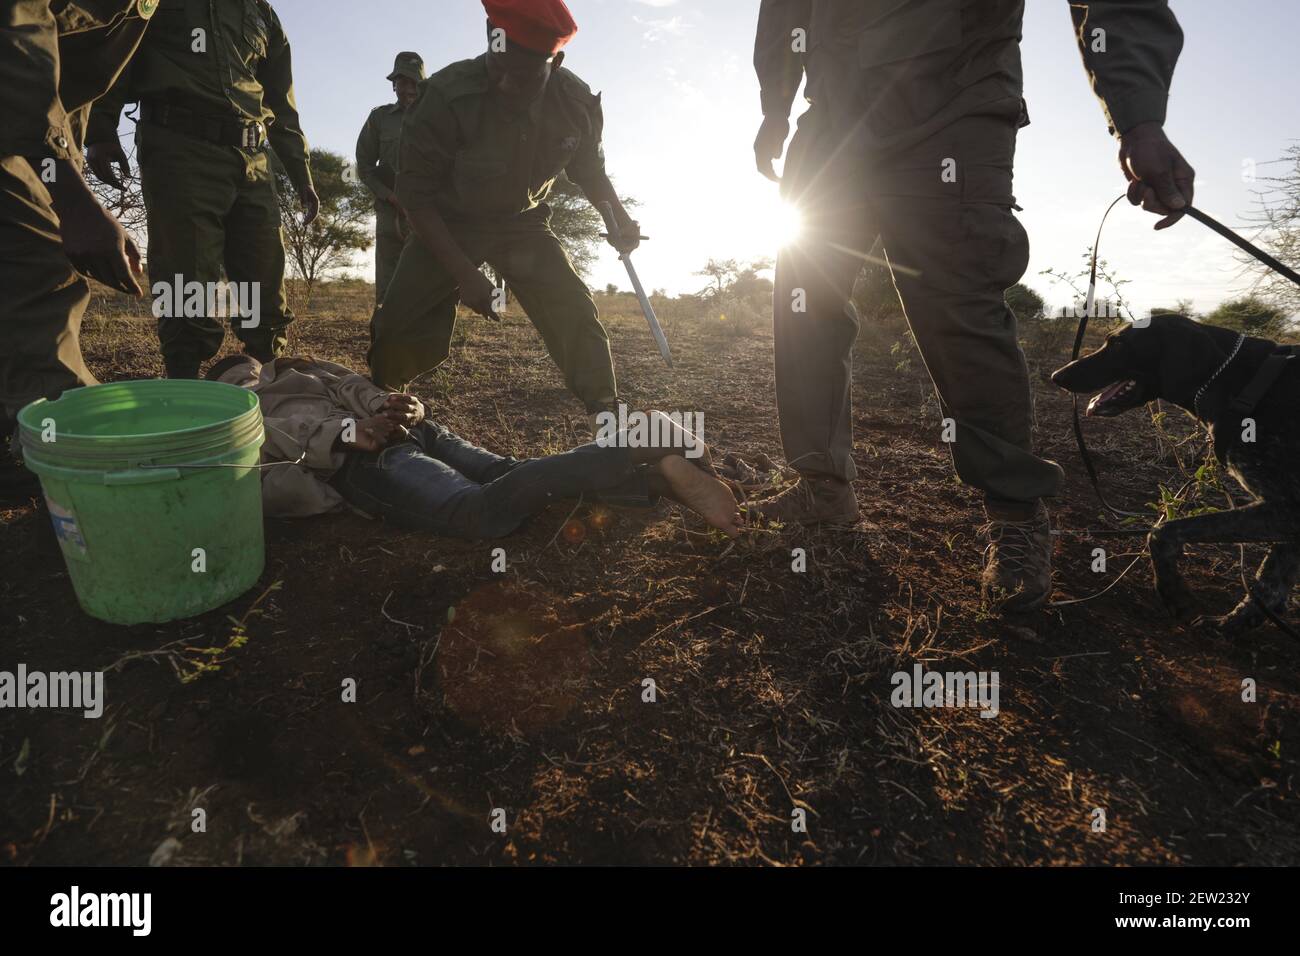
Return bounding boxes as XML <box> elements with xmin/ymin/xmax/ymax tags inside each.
<box><xmin>1193</xmin><ymin>332</ymin><xmax>1247</xmax><ymax>416</ymax></box>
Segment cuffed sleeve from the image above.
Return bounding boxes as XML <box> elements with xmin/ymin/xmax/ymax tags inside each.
<box><xmin>258</xmin><ymin>5</ymin><xmax>312</xmax><ymax>195</ymax></box>
<box><xmin>1069</xmin><ymin>0</ymin><xmax>1184</xmax><ymax>137</ymax></box>
<box><xmin>261</xmin><ymin>411</ymin><xmax>348</xmax><ymax>473</ymax></box>
<box><xmin>333</xmin><ymin>372</ymin><xmax>392</xmax><ymax>420</ymax></box>
<box><xmin>0</xmin><ymin>0</ymin><xmax>76</xmax><ymax>160</ymax></box>
<box><xmin>754</xmin><ymin>0</ymin><xmax>809</xmax><ymax>119</ymax></box>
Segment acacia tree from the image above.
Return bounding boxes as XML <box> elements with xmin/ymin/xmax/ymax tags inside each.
<box><xmin>544</xmin><ymin>174</ymin><xmax>637</xmax><ymax>278</ymax></box>
<box><xmin>1205</xmin><ymin>296</ymin><xmax>1291</xmax><ymax>339</ymax></box>
<box><xmin>694</xmin><ymin>259</ymin><xmax>740</xmax><ymax>298</ymax></box>
<box><xmin>273</xmin><ymin>147</ymin><xmax>372</xmax><ymax>306</ymax></box>
<box><xmin>1241</xmin><ymin>144</ymin><xmax>1300</xmax><ymax>317</ymax></box>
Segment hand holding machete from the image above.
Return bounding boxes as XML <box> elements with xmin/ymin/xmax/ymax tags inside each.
<box><xmin>598</xmin><ymin>201</ymin><xmax>674</xmax><ymax>369</ymax></box>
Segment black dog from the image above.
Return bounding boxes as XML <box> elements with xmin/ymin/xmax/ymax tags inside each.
<box><xmin>1052</xmin><ymin>314</ymin><xmax>1299</xmax><ymax>635</ymax></box>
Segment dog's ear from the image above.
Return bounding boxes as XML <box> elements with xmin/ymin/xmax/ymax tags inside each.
<box><xmin>1145</xmin><ymin>314</ymin><xmax>1234</xmax><ymax>407</ymax></box>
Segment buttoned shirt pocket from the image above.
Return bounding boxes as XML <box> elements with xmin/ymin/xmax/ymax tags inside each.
<box><xmin>240</xmin><ymin>0</ymin><xmax>269</xmax><ymax>62</ymax></box>
<box><xmin>149</xmin><ymin>2</ymin><xmax>190</xmax><ymax>54</ymax></box>
<box><xmin>379</xmin><ymin>127</ymin><xmax>403</xmax><ymax>172</ymax></box>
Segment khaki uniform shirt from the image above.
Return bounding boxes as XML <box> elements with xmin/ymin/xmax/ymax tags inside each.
<box><xmin>396</xmin><ymin>55</ymin><xmax>608</xmax><ymax>222</ymax></box>
<box><xmin>754</xmin><ymin>0</ymin><xmax>1183</xmax><ymax>149</ymax></box>
<box><xmin>356</xmin><ymin>102</ymin><xmax>404</xmax><ymax>205</ymax></box>
<box><xmin>217</xmin><ymin>358</ymin><xmax>392</xmax><ymax>518</ymax></box>
<box><xmin>1</xmin><ymin>0</ymin><xmax>154</xmax><ymax>163</ymax></box>
<box><xmin>86</xmin><ymin>0</ymin><xmax>313</xmax><ymax>194</ymax></box>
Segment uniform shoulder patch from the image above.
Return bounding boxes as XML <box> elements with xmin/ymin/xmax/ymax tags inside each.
<box><xmin>556</xmin><ymin>68</ymin><xmax>600</xmax><ymax>109</ymax></box>
<box><xmin>137</xmin><ymin>0</ymin><xmax>159</xmax><ymax>18</ymax></box>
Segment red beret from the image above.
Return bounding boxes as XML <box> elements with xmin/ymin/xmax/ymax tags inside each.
<box><xmin>484</xmin><ymin>0</ymin><xmax>578</xmax><ymax>56</ymax></box>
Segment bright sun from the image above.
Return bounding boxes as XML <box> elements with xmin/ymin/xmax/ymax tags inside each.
<box><xmin>770</xmin><ymin>200</ymin><xmax>804</xmax><ymax>248</ymax></box>
<box><xmin>711</xmin><ymin>191</ymin><xmax>806</xmax><ymax>264</ymax></box>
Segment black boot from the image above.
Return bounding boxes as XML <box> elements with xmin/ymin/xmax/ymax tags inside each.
<box><xmin>0</xmin><ymin>417</ymin><xmax>41</xmax><ymax>501</ymax></box>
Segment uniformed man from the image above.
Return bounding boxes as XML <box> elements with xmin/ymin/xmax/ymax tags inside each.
<box><xmin>368</xmin><ymin>0</ymin><xmax>638</xmax><ymax>421</ymax></box>
<box><xmin>84</xmin><ymin>0</ymin><xmax>319</xmax><ymax>380</ymax></box>
<box><xmin>751</xmin><ymin>0</ymin><xmax>1194</xmax><ymax>612</ymax></box>
<box><xmin>0</xmin><ymin>0</ymin><xmax>156</xmax><ymax>496</ymax></box>
<box><xmin>356</xmin><ymin>51</ymin><xmax>424</xmax><ymax>303</ymax></box>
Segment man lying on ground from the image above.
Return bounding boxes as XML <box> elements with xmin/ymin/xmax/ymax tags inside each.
<box><xmin>206</xmin><ymin>355</ymin><xmax>741</xmax><ymax>539</ymax></box>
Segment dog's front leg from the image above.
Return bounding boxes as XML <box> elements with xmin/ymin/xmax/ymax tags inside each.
<box><xmin>1202</xmin><ymin>543</ymin><xmax>1300</xmax><ymax>636</ymax></box>
<box><xmin>1148</xmin><ymin>524</ymin><xmax>1197</xmax><ymax>621</ymax></box>
<box><xmin>1148</xmin><ymin>502</ymin><xmax>1297</xmax><ymax>623</ymax></box>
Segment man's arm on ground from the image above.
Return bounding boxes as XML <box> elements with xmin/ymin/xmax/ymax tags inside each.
<box><xmin>1069</xmin><ymin>0</ymin><xmax>1184</xmax><ymax>137</ymax></box>
<box><xmin>335</xmin><ymin>373</ymin><xmax>396</xmax><ymax>420</ymax></box>
<box><xmin>262</xmin><ymin>410</ymin><xmax>350</xmax><ymax>472</ymax></box>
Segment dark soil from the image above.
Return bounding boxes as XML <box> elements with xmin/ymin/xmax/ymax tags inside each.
<box><xmin>3</xmin><ymin>294</ymin><xmax>1297</xmax><ymax>866</ymax></box>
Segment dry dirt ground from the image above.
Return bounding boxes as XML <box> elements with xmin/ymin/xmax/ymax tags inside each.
<box><xmin>3</xmin><ymin>284</ymin><xmax>1298</xmax><ymax>866</ymax></box>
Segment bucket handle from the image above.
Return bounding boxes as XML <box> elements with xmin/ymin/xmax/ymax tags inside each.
<box><xmin>128</xmin><ymin>426</ymin><xmax>307</xmax><ymax>477</ymax></box>
<box><xmin>109</xmin><ymin>455</ymin><xmax>300</xmax><ymax>483</ymax></box>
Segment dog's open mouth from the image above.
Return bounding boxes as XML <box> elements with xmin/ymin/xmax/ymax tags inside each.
<box><xmin>1086</xmin><ymin>380</ymin><xmax>1144</xmax><ymax>417</ymax></box>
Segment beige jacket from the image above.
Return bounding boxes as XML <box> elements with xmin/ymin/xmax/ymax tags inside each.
<box><xmin>218</xmin><ymin>357</ymin><xmax>391</xmax><ymax>518</ymax></box>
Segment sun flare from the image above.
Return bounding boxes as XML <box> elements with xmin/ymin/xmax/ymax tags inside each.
<box><xmin>770</xmin><ymin>199</ymin><xmax>805</xmax><ymax>248</ymax></box>
<box><xmin>721</xmin><ymin>192</ymin><xmax>805</xmax><ymax>257</ymax></box>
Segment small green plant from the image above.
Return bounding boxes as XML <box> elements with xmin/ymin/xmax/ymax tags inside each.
<box><xmin>107</xmin><ymin>581</ymin><xmax>281</xmax><ymax>683</ymax></box>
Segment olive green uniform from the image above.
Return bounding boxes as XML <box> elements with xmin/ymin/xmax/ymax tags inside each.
<box><xmin>356</xmin><ymin>102</ymin><xmax>409</xmax><ymax>302</ymax></box>
<box><xmin>86</xmin><ymin>0</ymin><xmax>313</xmax><ymax>373</ymax></box>
<box><xmin>755</xmin><ymin>0</ymin><xmax>1183</xmax><ymax>512</ymax></box>
<box><xmin>368</xmin><ymin>55</ymin><xmax>618</xmax><ymax>414</ymax></box>
<box><xmin>0</xmin><ymin>0</ymin><xmax>154</xmax><ymax>420</ymax></box>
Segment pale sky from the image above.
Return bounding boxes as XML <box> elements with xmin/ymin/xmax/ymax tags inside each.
<box><xmin>259</xmin><ymin>0</ymin><xmax>1296</xmax><ymax>315</ymax></box>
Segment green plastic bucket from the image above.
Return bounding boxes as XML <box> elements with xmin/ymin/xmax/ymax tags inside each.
<box><xmin>17</xmin><ymin>379</ymin><xmax>266</xmax><ymax>625</ymax></box>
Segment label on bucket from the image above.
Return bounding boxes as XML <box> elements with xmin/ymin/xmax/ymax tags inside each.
<box><xmin>45</xmin><ymin>497</ymin><xmax>88</xmax><ymax>558</ymax></box>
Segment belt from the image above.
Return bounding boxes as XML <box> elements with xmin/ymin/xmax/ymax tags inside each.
<box><xmin>140</xmin><ymin>101</ymin><xmax>267</xmax><ymax>149</ymax></box>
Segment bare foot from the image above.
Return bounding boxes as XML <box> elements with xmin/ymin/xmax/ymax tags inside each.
<box><xmin>658</xmin><ymin>455</ymin><xmax>742</xmax><ymax>537</ymax></box>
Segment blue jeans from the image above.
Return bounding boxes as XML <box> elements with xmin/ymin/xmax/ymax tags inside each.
<box><xmin>330</xmin><ymin>421</ymin><xmax>655</xmax><ymax>539</ymax></box>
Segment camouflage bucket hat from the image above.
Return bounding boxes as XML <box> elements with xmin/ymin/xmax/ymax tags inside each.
<box><xmin>387</xmin><ymin>52</ymin><xmax>426</xmax><ymax>83</ymax></box>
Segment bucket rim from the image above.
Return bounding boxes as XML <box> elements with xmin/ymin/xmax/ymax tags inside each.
<box><xmin>16</xmin><ymin>378</ymin><xmax>260</xmax><ymax>443</ymax></box>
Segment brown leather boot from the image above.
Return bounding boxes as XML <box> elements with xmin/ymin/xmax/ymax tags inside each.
<box><xmin>980</xmin><ymin>501</ymin><xmax>1052</xmax><ymax>612</ymax></box>
<box><xmin>748</xmin><ymin>475</ymin><xmax>859</xmax><ymax>525</ymax></box>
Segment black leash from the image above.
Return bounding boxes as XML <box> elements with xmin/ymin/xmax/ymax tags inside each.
<box><xmin>1185</xmin><ymin>206</ymin><xmax>1300</xmax><ymax>287</ymax></box>
<box><xmin>1071</xmin><ymin>195</ymin><xmax>1145</xmax><ymax>521</ymax></box>
<box><xmin>1068</xmin><ymin>197</ymin><xmax>1300</xmax><ymax>639</ymax></box>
